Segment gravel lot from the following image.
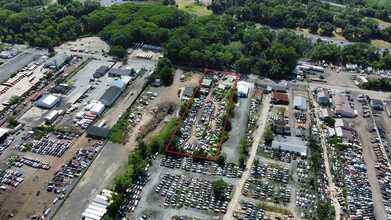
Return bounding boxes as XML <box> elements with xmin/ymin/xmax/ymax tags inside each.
<box><xmin>222</xmin><ymin>84</ymin><xmax>253</xmax><ymax>163</ymax></box>
<box><xmin>131</xmin><ymin>157</ymin><xmax>238</xmax><ymax>220</ymax></box>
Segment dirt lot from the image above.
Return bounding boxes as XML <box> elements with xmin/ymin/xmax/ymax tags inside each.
<box><xmin>0</xmin><ymin>132</ymin><xmax>92</xmax><ymax>219</ymax></box>
<box><xmin>56</xmin><ymin>37</ymin><xmax>110</xmax><ymax>55</ymax></box>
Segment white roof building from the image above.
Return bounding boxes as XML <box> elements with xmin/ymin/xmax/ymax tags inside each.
<box><xmin>90</xmin><ymin>102</ymin><xmax>105</xmax><ymax>116</ymax></box>
<box><xmin>293</xmin><ymin>96</ymin><xmax>307</xmax><ymax>110</ymax></box>
<box><xmin>237</xmin><ymin>81</ymin><xmax>251</xmax><ymax>97</ymax></box>
<box><xmin>37</xmin><ymin>94</ymin><xmax>60</xmax><ymax>109</ymax></box>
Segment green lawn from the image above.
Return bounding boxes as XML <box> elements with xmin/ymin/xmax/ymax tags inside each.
<box><xmin>182</xmin><ymin>4</ymin><xmax>212</xmax><ymax>16</ymax></box>
<box><xmin>366</xmin><ymin>0</ymin><xmax>391</xmax><ymax>6</ymax></box>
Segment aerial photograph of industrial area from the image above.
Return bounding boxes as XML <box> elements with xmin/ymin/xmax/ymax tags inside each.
<box><xmin>0</xmin><ymin>0</ymin><xmax>391</xmax><ymax>220</ymax></box>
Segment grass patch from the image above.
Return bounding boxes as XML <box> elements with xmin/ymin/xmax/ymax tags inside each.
<box><xmin>139</xmin><ymin>68</ymin><xmax>147</xmax><ymax>78</ymax></box>
<box><xmin>333</xmin><ymin>28</ymin><xmax>346</xmax><ymax>41</ymax></box>
<box><xmin>182</xmin><ymin>4</ymin><xmax>212</xmax><ymax>16</ymax></box>
<box><xmin>366</xmin><ymin>17</ymin><xmax>391</xmax><ymax>26</ymax></box>
<box><xmin>32</xmin><ymin>126</ymin><xmax>54</xmax><ymax>140</ymax></box>
<box><xmin>366</xmin><ymin>0</ymin><xmax>391</xmax><ymax>6</ymax></box>
<box><xmin>109</xmin><ymin>110</ymin><xmax>130</xmax><ymax>143</ymax></box>
<box><xmin>295</xmin><ymin>28</ymin><xmax>310</xmax><ymax>34</ymax></box>
<box><xmin>371</xmin><ymin>39</ymin><xmax>391</xmax><ymax>48</ymax></box>
<box><xmin>260</xmin><ymin>204</ymin><xmax>292</xmax><ymax>216</ymax></box>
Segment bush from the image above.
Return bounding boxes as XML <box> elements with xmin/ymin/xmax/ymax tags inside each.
<box><xmin>109</xmin><ymin>45</ymin><xmax>127</xmax><ymax>58</ymax></box>
<box><xmin>7</xmin><ymin>116</ymin><xmax>19</xmax><ymax>128</ymax></box>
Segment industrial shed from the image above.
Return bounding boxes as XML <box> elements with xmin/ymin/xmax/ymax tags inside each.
<box><xmin>86</xmin><ymin>126</ymin><xmax>111</xmax><ymax>139</ymax></box>
<box><xmin>271</xmin><ymin>92</ymin><xmax>289</xmax><ymax>105</ymax></box>
<box><xmin>111</xmin><ymin>80</ymin><xmax>126</xmax><ymax>92</ymax></box>
<box><xmin>201</xmin><ymin>78</ymin><xmax>212</xmax><ymax>88</ymax></box>
<box><xmin>93</xmin><ymin>66</ymin><xmax>109</xmax><ymax>78</ymax></box>
<box><xmin>182</xmin><ymin>86</ymin><xmax>194</xmax><ymax>98</ymax></box>
<box><xmin>271</xmin><ymin>141</ymin><xmax>307</xmax><ymax>157</ymax></box>
<box><xmin>107</xmin><ymin>69</ymin><xmax>131</xmax><ymax>77</ymax></box>
<box><xmin>293</xmin><ymin>96</ymin><xmax>307</xmax><ymax>110</ymax></box>
<box><xmin>90</xmin><ymin>103</ymin><xmax>105</xmax><ymax>116</ymax></box>
<box><xmin>99</xmin><ymin>86</ymin><xmax>122</xmax><ymax>107</ymax></box>
<box><xmin>37</xmin><ymin>94</ymin><xmax>60</xmax><ymax>109</ymax></box>
<box><xmin>43</xmin><ymin>52</ymin><xmax>69</xmax><ymax>68</ymax></box>
<box><xmin>44</xmin><ymin>110</ymin><xmax>59</xmax><ymax>124</ymax></box>
<box><xmin>237</xmin><ymin>84</ymin><xmax>249</xmax><ymax>98</ymax></box>
<box><xmin>317</xmin><ymin>90</ymin><xmax>329</xmax><ymax>105</ymax></box>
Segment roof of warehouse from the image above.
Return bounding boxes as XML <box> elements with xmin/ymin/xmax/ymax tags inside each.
<box><xmin>293</xmin><ymin>96</ymin><xmax>307</xmax><ymax>109</ymax></box>
<box><xmin>99</xmin><ymin>86</ymin><xmax>122</xmax><ymax>106</ymax></box>
<box><xmin>86</xmin><ymin>126</ymin><xmax>111</xmax><ymax>138</ymax></box>
<box><xmin>107</xmin><ymin>69</ymin><xmax>131</xmax><ymax>76</ymax></box>
<box><xmin>37</xmin><ymin>94</ymin><xmax>59</xmax><ymax>107</ymax></box>
<box><xmin>96</xmin><ymin>66</ymin><xmax>109</xmax><ymax>74</ymax></box>
<box><xmin>183</xmin><ymin>86</ymin><xmax>194</xmax><ymax>97</ymax></box>
<box><xmin>271</xmin><ymin>92</ymin><xmax>289</xmax><ymax>101</ymax></box>
<box><xmin>0</xmin><ymin>128</ymin><xmax>9</xmax><ymax>138</ymax></box>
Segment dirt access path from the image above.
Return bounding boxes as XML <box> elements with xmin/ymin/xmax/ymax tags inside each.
<box><xmin>225</xmin><ymin>95</ymin><xmax>271</xmax><ymax>219</ymax></box>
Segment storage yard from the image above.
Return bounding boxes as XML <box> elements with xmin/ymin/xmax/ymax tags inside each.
<box><xmin>0</xmin><ymin>38</ymin><xmax>390</xmax><ymax>220</ymax></box>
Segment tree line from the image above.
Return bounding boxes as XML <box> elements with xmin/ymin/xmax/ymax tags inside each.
<box><xmin>209</xmin><ymin>0</ymin><xmax>391</xmax><ymax>43</ymax></box>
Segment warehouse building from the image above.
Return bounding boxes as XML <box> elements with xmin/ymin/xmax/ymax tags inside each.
<box><xmin>86</xmin><ymin>126</ymin><xmax>111</xmax><ymax>139</ymax></box>
<box><xmin>271</xmin><ymin>92</ymin><xmax>289</xmax><ymax>105</ymax></box>
<box><xmin>237</xmin><ymin>82</ymin><xmax>250</xmax><ymax>98</ymax></box>
<box><xmin>271</xmin><ymin>141</ymin><xmax>307</xmax><ymax>157</ymax></box>
<box><xmin>111</xmin><ymin>80</ymin><xmax>126</xmax><ymax>92</ymax></box>
<box><xmin>107</xmin><ymin>69</ymin><xmax>131</xmax><ymax>77</ymax></box>
<box><xmin>316</xmin><ymin>90</ymin><xmax>329</xmax><ymax>105</ymax></box>
<box><xmin>335</xmin><ymin>118</ymin><xmax>351</xmax><ymax>130</ymax></box>
<box><xmin>293</xmin><ymin>96</ymin><xmax>307</xmax><ymax>110</ymax></box>
<box><xmin>43</xmin><ymin>52</ymin><xmax>69</xmax><ymax>68</ymax></box>
<box><xmin>44</xmin><ymin>110</ymin><xmax>59</xmax><ymax>124</ymax></box>
<box><xmin>335</xmin><ymin>127</ymin><xmax>353</xmax><ymax>142</ymax></box>
<box><xmin>182</xmin><ymin>86</ymin><xmax>194</xmax><ymax>98</ymax></box>
<box><xmin>93</xmin><ymin>66</ymin><xmax>109</xmax><ymax>78</ymax></box>
<box><xmin>0</xmin><ymin>128</ymin><xmax>9</xmax><ymax>141</ymax></box>
<box><xmin>99</xmin><ymin>87</ymin><xmax>122</xmax><ymax>107</ymax></box>
<box><xmin>37</xmin><ymin>94</ymin><xmax>60</xmax><ymax>109</ymax></box>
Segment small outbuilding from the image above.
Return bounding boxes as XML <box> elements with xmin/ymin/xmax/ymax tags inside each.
<box><xmin>182</xmin><ymin>86</ymin><xmax>194</xmax><ymax>98</ymax></box>
<box><xmin>293</xmin><ymin>96</ymin><xmax>307</xmax><ymax>110</ymax></box>
<box><xmin>271</xmin><ymin>141</ymin><xmax>307</xmax><ymax>157</ymax></box>
<box><xmin>90</xmin><ymin>103</ymin><xmax>105</xmax><ymax>116</ymax></box>
<box><xmin>201</xmin><ymin>78</ymin><xmax>212</xmax><ymax>88</ymax></box>
<box><xmin>37</xmin><ymin>94</ymin><xmax>60</xmax><ymax>109</ymax></box>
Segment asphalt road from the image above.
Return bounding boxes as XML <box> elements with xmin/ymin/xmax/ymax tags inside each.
<box><xmin>222</xmin><ymin>84</ymin><xmax>253</xmax><ymax>163</ymax></box>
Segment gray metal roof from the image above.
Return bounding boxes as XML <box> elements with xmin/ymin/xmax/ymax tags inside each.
<box><xmin>107</xmin><ymin>69</ymin><xmax>131</xmax><ymax>76</ymax></box>
<box><xmin>99</xmin><ymin>86</ymin><xmax>122</xmax><ymax>107</ymax></box>
<box><xmin>183</xmin><ymin>86</ymin><xmax>194</xmax><ymax>97</ymax></box>
<box><xmin>87</xmin><ymin>126</ymin><xmax>111</xmax><ymax>139</ymax></box>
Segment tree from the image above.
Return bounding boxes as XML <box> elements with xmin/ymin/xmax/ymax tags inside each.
<box><xmin>324</xmin><ymin>117</ymin><xmax>335</xmax><ymax>127</ymax></box>
<box><xmin>239</xmin><ymin>154</ymin><xmax>247</xmax><ymax>169</ymax></box>
<box><xmin>212</xmin><ymin>179</ymin><xmax>227</xmax><ymax>198</ymax></box>
<box><xmin>7</xmin><ymin>116</ymin><xmax>19</xmax><ymax>128</ymax></box>
<box><xmin>160</xmin><ymin>66</ymin><xmax>173</xmax><ymax>86</ymax></box>
<box><xmin>309</xmin><ymin>22</ymin><xmax>319</xmax><ymax>34</ymax></box>
<box><xmin>263</xmin><ymin>129</ymin><xmax>274</xmax><ymax>145</ymax></box>
<box><xmin>106</xmin><ymin>193</ymin><xmax>125</xmax><ymax>217</ymax></box>
<box><xmin>113</xmin><ymin>175</ymin><xmax>131</xmax><ymax>194</ymax></box>
<box><xmin>253</xmin><ymin>158</ymin><xmax>260</xmax><ymax>168</ymax></box>
<box><xmin>216</xmin><ymin>154</ymin><xmax>225</xmax><ymax>166</ymax></box>
<box><xmin>109</xmin><ymin>45</ymin><xmax>127</xmax><ymax>58</ymax></box>
<box><xmin>320</xmin><ymin>22</ymin><xmax>334</xmax><ymax>37</ymax></box>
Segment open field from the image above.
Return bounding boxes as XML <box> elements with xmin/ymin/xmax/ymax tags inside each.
<box><xmin>371</xmin><ymin>39</ymin><xmax>391</xmax><ymax>48</ymax></box>
<box><xmin>182</xmin><ymin>4</ymin><xmax>212</xmax><ymax>16</ymax></box>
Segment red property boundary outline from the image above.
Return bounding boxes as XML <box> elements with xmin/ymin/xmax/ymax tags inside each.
<box><xmin>165</xmin><ymin>68</ymin><xmax>239</xmax><ymax>161</ymax></box>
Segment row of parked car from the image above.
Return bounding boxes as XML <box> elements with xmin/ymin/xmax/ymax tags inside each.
<box><xmin>29</xmin><ymin>138</ymin><xmax>71</xmax><ymax>157</ymax></box>
<box><xmin>0</xmin><ymin>136</ymin><xmax>14</xmax><ymax>155</ymax></box>
<box><xmin>0</xmin><ymin>169</ymin><xmax>23</xmax><ymax>187</ymax></box>
<box><xmin>155</xmin><ymin>173</ymin><xmax>232</xmax><ymax>214</ymax></box>
<box><xmin>161</xmin><ymin>155</ymin><xmax>243</xmax><ymax>178</ymax></box>
<box><xmin>8</xmin><ymin>156</ymin><xmax>50</xmax><ymax>170</ymax></box>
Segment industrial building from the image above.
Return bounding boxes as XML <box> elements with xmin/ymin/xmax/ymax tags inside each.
<box><xmin>333</xmin><ymin>93</ymin><xmax>355</xmax><ymax>118</ymax></box>
<box><xmin>111</xmin><ymin>80</ymin><xmax>126</xmax><ymax>92</ymax></box>
<box><xmin>107</xmin><ymin>69</ymin><xmax>132</xmax><ymax>77</ymax></box>
<box><xmin>316</xmin><ymin>90</ymin><xmax>329</xmax><ymax>105</ymax></box>
<box><xmin>43</xmin><ymin>52</ymin><xmax>69</xmax><ymax>68</ymax></box>
<box><xmin>271</xmin><ymin>141</ymin><xmax>307</xmax><ymax>157</ymax></box>
<box><xmin>44</xmin><ymin>110</ymin><xmax>60</xmax><ymax>124</ymax></box>
<box><xmin>37</xmin><ymin>94</ymin><xmax>60</xmax><ymax>109</ymax></box>
<box><xmin>334</xmin><ymin>118</ymin><xmax>351</xmax><ymax>130</ymax></box>
<box><xmin>320</xmin><ymin>108</ymin><xmax>333</xmax><ymax>120</ymax></box>
<box><xmin>86</xmin><ymin>126</ymin><xmax>111</xmax><ymax>139</ymax></box>
<box><xmin>182</xmin><ymin>86</ymin><xmax>194</xmax><ymax>98</ymax></box>
<box><xmin>271</xmin><ymin>92</ymin><xmax>289</xmax><ymax>105</ymax></box>
<box><xmin>293</xmin><ymin>96</ymin><xmax>307</xmax><ymax>110</ymax></box>
<box><xmin>201</xmin><ymin>78</ymin><xmax>212</xmax><ymax>88</ymax></box>
<box><xmin>99</xmin><ymin>79</ymin><xmax>128</xmax><ymax>107</ymax></box>
<box><xmin>237</xmin><ymin>82</ymin><xmax>250</xmax><ymax>98</ymax></box>
<box><xmin>335</xmin><ymin>127</ymin><xmax>353</xmax><ymax>142</ymax></box>
<box><xmin>93</xmin><ymin>66</ymin><xmax>109</xmax><ymax>78</ymax></box>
